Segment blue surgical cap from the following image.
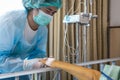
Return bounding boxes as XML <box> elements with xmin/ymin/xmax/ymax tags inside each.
<box><xmin>22</xmin><ymin>0</ymin><xmax>62</xmax><ymax>10</ymax></box>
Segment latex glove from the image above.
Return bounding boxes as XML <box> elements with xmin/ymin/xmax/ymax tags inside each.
<box><xmin>23</xmin><ymin>58</ymin><xmax>45</xmax><ymax>70</ymax></box>
<box><xmin>40</xmin><ymin>57</ymin><xmax>55</xmax><ymax>66</ymax></box>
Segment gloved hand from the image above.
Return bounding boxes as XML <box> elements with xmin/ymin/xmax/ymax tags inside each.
<box><xmin>40</xmin><ymin>57</ymin><xmax>55</xmax><ymax>66</ymax></box>
<box><xmin>23</xmin><ymin>58</ymin><xmax>45</xmax><ymax>70</ymax></box>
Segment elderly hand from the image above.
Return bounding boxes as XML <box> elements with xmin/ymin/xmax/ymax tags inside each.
<box><xmin>23</xmin><ymin>58</ymin><xmax>45</xmax><ymax>70</ymax></box>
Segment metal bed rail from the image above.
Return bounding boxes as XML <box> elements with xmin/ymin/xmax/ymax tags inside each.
<box><xmin>0</xmin><ymin>57</ymin><xmax>120</xmax><ymax>80</ymax></box>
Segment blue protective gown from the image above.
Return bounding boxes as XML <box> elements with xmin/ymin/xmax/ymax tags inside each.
<box><xmin>0</xmin><ymin>10</ymin><xmax>48</xmax><ymax>79</ymax></box>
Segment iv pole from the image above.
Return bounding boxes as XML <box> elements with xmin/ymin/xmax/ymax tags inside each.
<box><xmin>76</xmin><ymin>0</ymin><xmax>90</xmax><ymax>64</ymax></box>
<box><xmin>74</xmin><ymin>0</ymin><xmax>89</xmax><ymax>80</ymax></box>
<box><xmin>82</xmin><ymin>0</ymin><xmax>88</xmax><ymax>63</ymax></box>
<box><xmin>63</xmin><ymin>0</ymin><xmax>97</xmax><ymax>80</ymax></box>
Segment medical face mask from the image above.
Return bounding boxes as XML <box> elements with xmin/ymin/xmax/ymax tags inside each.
<box><xmin>33</xmin><ymin>10</ymin><xmax>53</xmax><ymax>26</ymax></box>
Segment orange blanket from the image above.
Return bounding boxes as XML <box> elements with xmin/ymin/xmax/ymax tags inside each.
<box><xmin>40</xmin><ymin>58</ymin><xmax>101</xmax><ymax>80</ymax></box>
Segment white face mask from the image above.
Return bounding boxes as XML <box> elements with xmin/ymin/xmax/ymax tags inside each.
<box><xmin>33</xmin><ymin>10</ymin><xmax>53</xmax><ymax>26</ymax></box>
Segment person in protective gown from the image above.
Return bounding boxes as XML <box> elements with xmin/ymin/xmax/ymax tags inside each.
<box><xmin>0</xmin><ymin>0</ymin><xmax>62</xmax><ymax>80</ymax></box>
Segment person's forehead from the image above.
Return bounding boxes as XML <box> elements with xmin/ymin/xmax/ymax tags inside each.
<box><xmin>46</xmin><ymin>6</ymin><xmax>58</xmax><ymax>11</ymax></box>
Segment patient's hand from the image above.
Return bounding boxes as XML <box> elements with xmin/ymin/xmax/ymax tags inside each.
<box><xmin>40</xmin><ymin>57</ymin><xmax>101</xmax><ymax>80</ymax></box>
<box><xmin>39</xmin><ymin>57</ymin><xmax>55</xmax><ymax>66</ymax></box>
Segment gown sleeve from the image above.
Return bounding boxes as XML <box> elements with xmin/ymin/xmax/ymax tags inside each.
<box><xmin>0</xmin><ymin>24</ymin><xmax>24</xmax><ymax>73</ymax></box>
<box><xmin>0</xmin><ymin>11</ymin><xmax>25</xmax><ymax>73</ymax></box>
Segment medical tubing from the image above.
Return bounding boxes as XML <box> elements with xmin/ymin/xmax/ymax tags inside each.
<box><xmin>101</xmin><ymin>71</ymin><xmax>113</xmax><ymax>80</ymax></box>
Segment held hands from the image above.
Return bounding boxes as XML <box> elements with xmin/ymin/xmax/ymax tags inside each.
<box><xmin>23</xmin><ymin>57</ymin><xmax>55</xmax><ymax>70</ymax></box>
<box><xmin>23</xmin><ymin>58</ymin><xmax>45</xmax><ymax>70</ymax></box>
<box><xmin>39</xmin><ymin>57</ymin><xmax>55</xmax><ymax>66</ymax></box>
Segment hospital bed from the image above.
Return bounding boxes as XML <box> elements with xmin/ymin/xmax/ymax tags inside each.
<box><xmin>0</xmin><ymin>57</ymin><xmax>119</xmax><ymax>80</ymax></box>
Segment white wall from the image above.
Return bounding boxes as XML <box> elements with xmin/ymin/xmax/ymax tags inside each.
<box><xmin>110</xmin><ymin>0</ymin><xmax>120</xmax><ymax>26</ymax></box>
<box><xmin>0</xmin><ymin>0</ymin><xmax>24</xmax><ymax>16</ymax></box>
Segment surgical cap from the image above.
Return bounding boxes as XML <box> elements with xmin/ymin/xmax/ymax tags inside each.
<box><xmin>22</xmin><ymin>0</ymin><xmax>62</xmax><ymax>10</ymax></box>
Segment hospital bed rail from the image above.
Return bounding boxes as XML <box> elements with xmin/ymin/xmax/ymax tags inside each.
<box><xmin>0</xmin><ymin>57</ymin><xmax>120</xmax><ymax>80</ymax></box>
